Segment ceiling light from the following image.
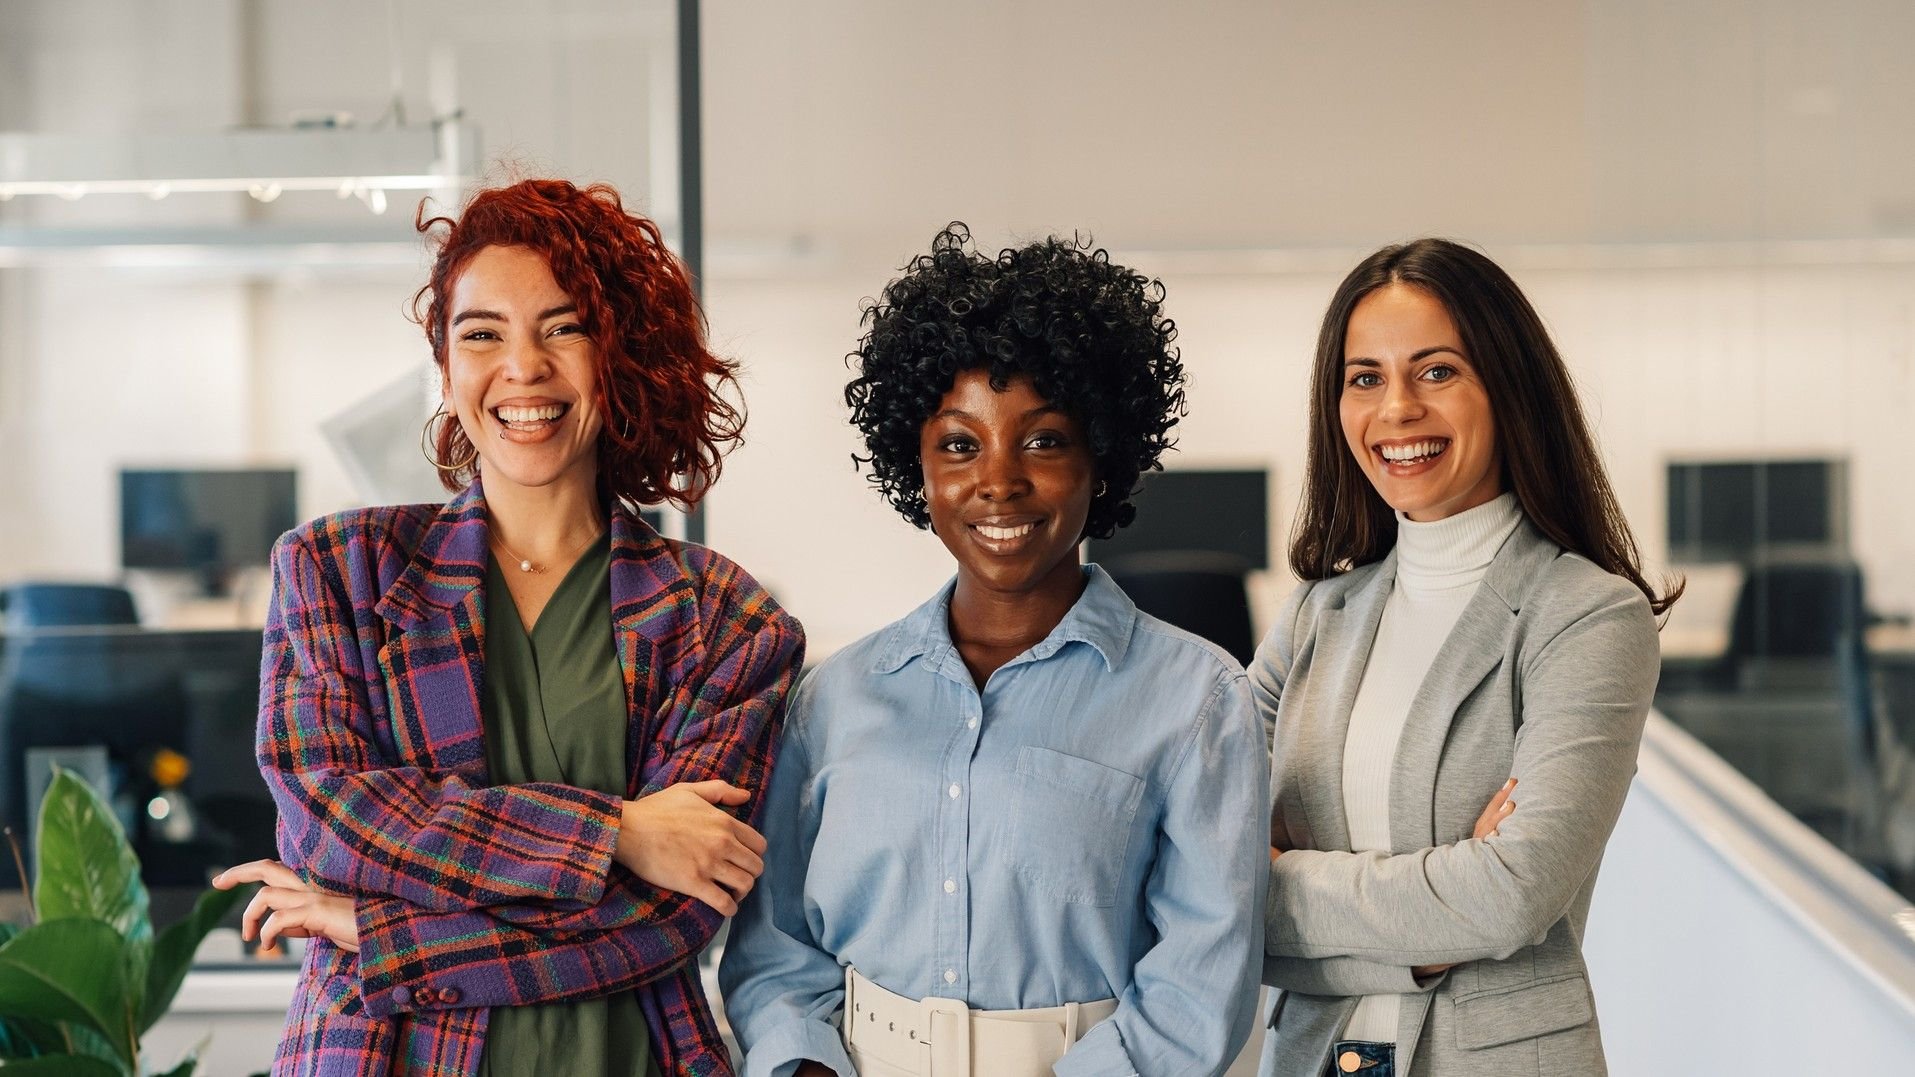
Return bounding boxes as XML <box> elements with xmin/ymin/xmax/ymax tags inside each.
<box><xmin>0</xmin><ymin>121</ymin><xmax>478</xmax><ymax>201</ymax></box>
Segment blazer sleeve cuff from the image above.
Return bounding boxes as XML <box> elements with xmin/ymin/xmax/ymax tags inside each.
<box><xmin>1261</xmin><ymin>953</ymin><xmax>1442</xmax><ymax>997</ymax></box>
<box><xmin>1265</xmin><ymin>847</ymin><xmax>1328</xmax><ymax>953</ymax></box>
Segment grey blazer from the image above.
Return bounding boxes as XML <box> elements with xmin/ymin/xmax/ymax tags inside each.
<box><xmin>1254</xmin><ymin>517</ymin><xmax>1659</xmax><ymax>1077</ymax></box>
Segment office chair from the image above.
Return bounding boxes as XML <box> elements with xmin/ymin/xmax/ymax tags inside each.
<box><xmin>1</xmin><ymin>582</ymin><xmax>139</xmax><ymax>629</ymax></box>
<box><xmin>1714</xmin><ymin>554</ymin><xmax>1895</xmax><ymax>870</ymax></box>
<box><xmin>1726</xmin><ymin>556</ymin><xmax>1869</xmax><ymax>661</ymax></box>
<box><xmin>1100</xmin><ymin>551</ymin><xmax>1258</xmax><ymax>668</ymax></box>
<box><xmin>1724</xmin><ymin>556</ymin><xmax>1877</xmax><ymax>752</ymax></box>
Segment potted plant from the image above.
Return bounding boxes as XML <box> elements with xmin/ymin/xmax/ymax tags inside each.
<box><xmin>0</xmin><ymin>768</ymin><xmax>252</xmax><ymax>1076</ymax></box>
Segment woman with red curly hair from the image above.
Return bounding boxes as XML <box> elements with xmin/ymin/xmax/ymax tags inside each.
<box><xmin>215</xmin><ymin>179</ymin><xmax>805</xmax><ymax>1077</ymax></box>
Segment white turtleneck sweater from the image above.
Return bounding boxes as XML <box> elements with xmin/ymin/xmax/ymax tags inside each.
<box><xmin>1339</xmin><ymin>492</ymin><xmax>1524</xmax><ymax>1044</ymax></box>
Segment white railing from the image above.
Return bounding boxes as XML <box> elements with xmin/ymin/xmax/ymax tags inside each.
<box><xmin>1585</xmin><ymin>712</ymin><xmax>1915</xmax><ymax>1075</ymax></box>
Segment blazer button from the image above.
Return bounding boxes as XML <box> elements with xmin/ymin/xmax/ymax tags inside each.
<box><xmin>390</xmin><ymin>986</ymin><xmax>413</xmax><ymax>1006</ymax></box>
<box><xmin>438</xmin><ymin>987</ymin><xmax>461</xmax><ymax>1005</ymax></box>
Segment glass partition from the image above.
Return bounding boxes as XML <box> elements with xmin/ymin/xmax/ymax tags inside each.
<box><xmin>0</xmin><ymin>0</ymin><xmax>687</xmax><ymax>961</ymax></box>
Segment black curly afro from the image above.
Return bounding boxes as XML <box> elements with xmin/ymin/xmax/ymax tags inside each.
<box><xmin>845</xmin><ymin>223</ymin><xmax>1187</xmax><ymax>540</ymax></box>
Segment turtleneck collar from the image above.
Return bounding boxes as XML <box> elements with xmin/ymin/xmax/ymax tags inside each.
<box><xmin>1394</xmin><ymin>491</ymin><xmax>1524</xmax><ymax>593</ymax></box>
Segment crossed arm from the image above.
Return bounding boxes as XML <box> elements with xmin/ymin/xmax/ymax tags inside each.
<box><xmin>1256</xmin><ymin>586</ymin><xmax>1657</xmax><ymax>997</ymax></box>
<box><xmin>219</xmin><ymin>532</ymin><xmax>803</xmax><ymax>1017</ymax></box>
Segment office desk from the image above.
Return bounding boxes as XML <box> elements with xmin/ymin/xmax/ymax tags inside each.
<box><xmin>0</xmin><ymin>625</ymin><xmax>273</xmax><ymax>886</ymax></box>
<box><xmin>1660</xmin><ymin>622</ymin><xmax>1915</xmax><ymax>661</ymax></box>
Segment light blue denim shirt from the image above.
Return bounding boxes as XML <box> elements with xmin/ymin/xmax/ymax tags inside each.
<box><xmin>719</xmin><ymin>565</ymin><xmax>1268</xmax><ymax>1077</ymax></box>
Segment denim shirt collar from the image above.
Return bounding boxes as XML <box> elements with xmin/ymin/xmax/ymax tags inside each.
<box><xmin>872</xmin><ymin>563</ymin><xmax>1137</xmax><ymax>677</ymax></box>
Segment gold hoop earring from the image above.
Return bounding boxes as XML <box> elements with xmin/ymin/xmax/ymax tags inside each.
<box><xmin>421</xmin><ymin>406</ymin><xmax>478</xmax><ymax>472</ymax></box>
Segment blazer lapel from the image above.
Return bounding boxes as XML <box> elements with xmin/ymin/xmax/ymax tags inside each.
<box><xmin>374</xmin><ymin>483</ymin><xmax>491</xmax><ymax>777</ymax></box>
<box><xmin>1387</xmin><ymin>518</ymin><xmax>1559</xmax><ymax>851</ymax></box>
<box><xmin>1294</xmin><ymin>552</ymin><xmax>1397</xmax><ymax>853</ymax></box>
<box><xmin>1387</xmin><ymin>586</ymin><xmax>1511</xmax><ymax>851</ymax></box>
<box><xmin>608</xmin><ymin>505</ymin><xmax>699</xmax><ymax>795</ymax></box>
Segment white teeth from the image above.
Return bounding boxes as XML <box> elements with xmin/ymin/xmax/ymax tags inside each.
<box><xmin>495</xmin><ymin>404</ymin><xmax>565</xmax><ymax>423</ymax></box>
<box><xmin>1380</xmin><ymin>439</ymin><xmax>1447</xmax><ymax>463</ymax></box>
<box><xmin>976</xmin><ymin>523</ymin><xmax>1036</xmax><ymax>541</ymax></box>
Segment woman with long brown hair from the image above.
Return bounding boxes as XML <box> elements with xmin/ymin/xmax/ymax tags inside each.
<box><xmin>1257</xmin><ymin>238</ymin><xmax>1678</xmax><ymax>1077</ymax></box>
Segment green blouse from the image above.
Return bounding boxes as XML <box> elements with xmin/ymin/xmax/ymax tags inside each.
<box><xmin>479</xmin><ymin>534</ymin><xmax>662</xmax><ymax>1077</ymax></box>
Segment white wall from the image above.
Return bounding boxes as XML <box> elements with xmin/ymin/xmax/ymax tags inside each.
<box><xmin>2</xmin><ymin>1</ymin><xmax>1912</xmax><ymax>653</ymax></box>
<box><xmin>689</xmin><ymin>0</ymin><xmax>1915</xmax><ymax>653</ymax></box>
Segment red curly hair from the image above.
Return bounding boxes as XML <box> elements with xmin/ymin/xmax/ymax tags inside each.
<box><xmin>412</xmin><ymin>179</ymin><xmax>743</xmax><ymax>510</ymax></box>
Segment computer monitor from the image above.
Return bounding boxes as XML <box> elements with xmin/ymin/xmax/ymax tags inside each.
<box><xmin>120</xmin><ymin>469</ymin><xmax>298</xmax><ymax>592</ymax></box>
<box><xmin>1666</xmin><ymin>458</ymin><xmax>1848</xmax><ymax>562</ymax></box>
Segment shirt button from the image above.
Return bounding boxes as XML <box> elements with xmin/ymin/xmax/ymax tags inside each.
<box><xmin>943</xmin><ymin>969</ymin><xmax>957</xmax><ymax>984</ymax></box>
<box><xmin>947</xmin><ymin>784</ymin><xmax>961</xmax><ymax>799</ymax></box>
<box><xmin>438</xmin><ymin>987</ymin><xmax>460</xmax><ymax>1005</ymax></box>
<box><xmin>391</xmin><ymin>986</ymin><xmax>413</xmax><ymax>1006</ymax></box>
<box><xmin>943</xmin><ymin>878</ymin><xmax>956</xmax><ymax>894</ymax></box>
<box><xmin>966</xmin><ymin>717</ymin><xmax>978</xmax><ymax>729</ymax></box>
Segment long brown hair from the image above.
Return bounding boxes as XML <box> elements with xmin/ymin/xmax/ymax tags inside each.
<box><xmin>1289</xmin><ymin>238</ymin><xmax>1681</xmax><ymax>617</ymax></box>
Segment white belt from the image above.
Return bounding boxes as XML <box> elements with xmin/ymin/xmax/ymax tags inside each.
<box><xmin>842</xmin><ymin>966</ymin><xmax>1118</xmax><ymax>1077</ymax></box>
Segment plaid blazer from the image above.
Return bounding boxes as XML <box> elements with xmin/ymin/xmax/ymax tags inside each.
<box><xmin>257</xmin><ymin>481</ymin><xmax>804</xmax><ymax>1077</ymax></box>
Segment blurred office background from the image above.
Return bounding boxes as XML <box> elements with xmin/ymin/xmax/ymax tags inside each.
<box><xmin>2</xmin><ymin>1</ymin><xmax>1913</xmax><ymax>1074</ymax></box>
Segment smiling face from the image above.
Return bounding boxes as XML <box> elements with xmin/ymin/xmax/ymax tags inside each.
<box><xmin>920</xmin><ymin>368</ymin><xmax>1094</xmax><ymax>604</ymax></box>
<box><xmin>1339</xmin><ymin>282</ymin><xmax>1502</xmax><ymax>522</ymax></box>
<box><xmin>442</xmin><ymin>244</ymin><xmax>606</xmax><ymax>498</ymax></box>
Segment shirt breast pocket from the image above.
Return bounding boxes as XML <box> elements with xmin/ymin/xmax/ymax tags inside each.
<box><xmin>998</xmin><ymin>746</ymin><xmax>1145</xmax><ymax>907</ymax></box>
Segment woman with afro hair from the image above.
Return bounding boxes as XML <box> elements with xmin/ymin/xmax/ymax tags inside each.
<box><xmin>721</xmin><ymin>224</ymin><xmax>1268</xmax><ymax>1077</ymax></box>
<box><xmin>215</xmin><ymin>179</ymin><xmax>804</xmax><ymax>1077</ymax></box>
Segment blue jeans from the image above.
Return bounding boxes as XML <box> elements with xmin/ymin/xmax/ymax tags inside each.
<box><xmin>1326</xmin><ymin>1040</ymin><xmax>1394</xmax><ymax>1076</ymax></box>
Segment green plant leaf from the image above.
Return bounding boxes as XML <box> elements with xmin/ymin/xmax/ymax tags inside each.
<box><xmin>138</xmin><ymin>884</ymin><xmax>250</xmax><ymax>1035</ymax></box>
<box><xmin>0</xmin><ymin>919</ymin><xmax>136</xmax><ymax>1068</ymax></box>
<box><xmin>66</xmin><ymin>1023</ymin><xmax>124</xmax><ymax>1066</ymax></box>
<box><xmin>0</xmin><ymin>1056</ymin><xmax>127</xmax><ymax>1076</ymax></box>
<box><xmin>0</xmin><ymin>1019</ymin><xmax>124</xmax><ymax>1065</ymax></box>
<box><xmin>0</xmin><ymin>1012</ymin><xmax>63</xmax><ymax>1059</ymax></box>
<box><xmin>33</xmin><ymin>770</ymin><xmax>152</xmax><ymax>944</ymax></box>
<box><xmin>122</xmin><ymin>936</ymin><xmax>150</xmax><ymax>1051</ymax></box>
